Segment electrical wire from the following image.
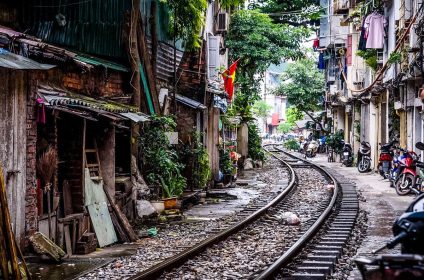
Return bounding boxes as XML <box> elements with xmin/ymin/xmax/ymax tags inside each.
<box><xmin>32</xmin><ymin>0</ymin><xmax>94</xmax><ymax>8</ymax></box>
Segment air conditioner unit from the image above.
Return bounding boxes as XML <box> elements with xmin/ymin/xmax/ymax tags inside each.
<box><xmin>217</xmin><ymin>12</ymin><xmax>229</xmax><ymax>33</ymax></box>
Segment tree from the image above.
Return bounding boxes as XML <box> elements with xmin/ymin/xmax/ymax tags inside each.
<box><xmin>162</xmin><ymin>0</ymin><xmax>208</xmax><ymax>50</ymax></box>
<box><xmin>249</xmin><ymin>0</ymin><xmax>322</xmax><ymax>25</ymax></box>
<box><xmin>277</xmin><ymin>122</ymin><xmax>293</xmax><ymax>133</ymax></box>
<box><xmin>286</xmin><ymin>106</ymin><xmax>304</xmax><ymax>125</ymax></box>
<box><xmin>252</xmin><ymin>100</ymin><xmax>272</xmax><ymax>119</ymax></box>
<box><xmin>226</xmin><ymin>10</ymin><xmax>309</xmax><ymax>120</ymax></box>
<box><xmin>276</xmin><ymin>58</ymin><xmax>327</xmax><ymax>132</ymax></box>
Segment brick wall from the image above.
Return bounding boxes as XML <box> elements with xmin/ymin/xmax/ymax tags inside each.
<box><xmin>24</xmin><ymin>71</ymin><xmax>47</xmax><ymax>247</ymax></box>
<box><xmin>62</xmin><ymin>71</ymin><xmax>125</xmax><ymax>97</ymax></box>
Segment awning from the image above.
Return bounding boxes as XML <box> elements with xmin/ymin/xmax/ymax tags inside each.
<box><xmin>37</xmin><ymin>84</ymin><xmax>149</xmax><ymax>122</ymax></box>
<box><xmin>75</xmin><ymin>54</ymin><xmax>128</xmax><ymax>72</ymax></box>
<box><xmin>175</xmin><ymin>94</ymin><xmax>207</xmax><ymax>110</ymax></box>
<box><xmin>0</xmin><ymin>48</ymin><xmax>55</xmax><ymax>70</ymax></box>
<box><xmin>120</xmin><ymin>112</ymin><xmax>150</xmax><ymax>123</ymax></box>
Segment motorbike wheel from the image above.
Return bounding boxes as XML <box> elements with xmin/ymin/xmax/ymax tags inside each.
<box><xmin>358</xmin><ymin>158</ymin><xmax>371</xmax><ymax>173</ymax></box>
<box><xmin>395</xmin><ymin>174</ymin><xmax>414</xmax><ymax>196</ymax></box>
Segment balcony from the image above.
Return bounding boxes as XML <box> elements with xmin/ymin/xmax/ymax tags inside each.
<box><xmin>333</xmin><ymin>0</ymin><xmax>350</xmax><ymax>15</ymax></box>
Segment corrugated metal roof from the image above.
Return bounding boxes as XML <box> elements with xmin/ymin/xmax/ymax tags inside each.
<box><xmin>175</xmin><ymin>94</ymin><xmax>207</xmax><ymax>110</ymax></box>
<box><xmin>37</xmin><ymin>84</ymin><xmax>148</xmax><ymax>123</ymax></box>
<box><xmin>120</xmin><ymin>112</ymin><xmax>150</xmax><ymax>122</ymax></box>
<box><xmin>75</xmin><ymin>54</ymin><xmax>128</xmax><ymax>72</ymax></box>
<box><xmin>0</xmin><ymin>48</ymin><xmax>55</xmax><ymax>70</ymax></box>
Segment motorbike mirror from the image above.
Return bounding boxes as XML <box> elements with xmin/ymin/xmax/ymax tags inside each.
<box><xmin>416</xmin><ymin>142</ymin><xmax>424</xmax><ymax>151</ymax></box>
<box><xmin>406</xmin><ymin>193</ymin><xmax>424</xmax><ymax>212</ymax></box>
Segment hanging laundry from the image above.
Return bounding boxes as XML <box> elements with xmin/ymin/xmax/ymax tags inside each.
<box><xmin>364</xmin><ymin>12</ymin><xmax>387</xmax><ymax>49</ymax></box>
<box><xmin>36</xmin><ymin>98</ymin><xmax>46</xmax><ymax>124</ymax></box>
<box><xmin>318</xmin><ymin>53</ymin><xmax>325</xmax><ymax>70</ymax></box>
<box><xmin>312</xmin><ymin>38</ymin><xmax>319</xmax><ymax>51</ymax></box>
<box><xmin>358</xmin><ymin>17</ymin><xmax>367</xmax><ymax>51</ymax></box>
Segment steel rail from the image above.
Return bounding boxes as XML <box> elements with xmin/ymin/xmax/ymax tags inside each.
<box><xmin>127</xmin><ymin>145</ymin><xmax>296</xmax><ymax>280</ymax></box>
<box><xmin>254</xmin><ymin>144</ymin><xmax>339</xmax><ymax>280</ymax></box>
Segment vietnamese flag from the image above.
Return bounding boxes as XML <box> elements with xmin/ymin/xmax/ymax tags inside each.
<box><xmin>221</xmin><ymin>60</ymin><xmax>238</xmax><ymax>101</ymax></box>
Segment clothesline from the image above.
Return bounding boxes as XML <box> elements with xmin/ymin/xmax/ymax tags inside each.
<box><xmin>337</xmin><ymin>2</ymin><xmax>423</xmax><ymax>96</ymax></box>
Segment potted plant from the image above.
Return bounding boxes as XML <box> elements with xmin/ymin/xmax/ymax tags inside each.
<box><xmin>139</xmin><ymin>116</ymin><xmax>186</xmax><ymax>210</ymax></box>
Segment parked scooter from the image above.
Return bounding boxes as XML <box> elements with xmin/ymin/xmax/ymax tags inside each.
<box><xmin>341</xmin><ymin>142</ymin><xmax>353</xmax><ymax>167</ymax></box>
<box><xmin>395</xmin><ymin>142</ymin><xmax>424</xmax><ymax>196</ymax></box>
<box><xmin>377</xmin><ymin>140</ymin><xmax>398</xmax><ymax>179</ymax></box>
<box><xmin>355</xmin><ymin>194</ymin><xmax>424</xmax><ymax>279</ymax></box>
<box><xmin>357</xmin><ymin>141</ymin><xmax>371</xmax><ymax>173</ymax></box>
<box><xmin>389</xmin><ymin>148</ymin><xmax>407</xmax><ymax>188</ymax></box>
<box><xmin>305</xmin><ymin>140</ymin><xmax>319</xmax><ymax>158</ymax></box>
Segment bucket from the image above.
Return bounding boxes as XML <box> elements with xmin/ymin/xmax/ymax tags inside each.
<box><xmin>162</xmin><ymin>197</ymin><xmax>178</xmax><ymax>209</ymax></box>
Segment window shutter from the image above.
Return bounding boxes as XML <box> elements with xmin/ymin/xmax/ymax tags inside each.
<box><xmin>208</xmin><ymin>35</ymin><xmax>220</xmax><ymax>80</ymax></box>
<box><xmin>347</xmin><ymin>35</ymin><xmax>352</xmax><ymax>66</ymax></box>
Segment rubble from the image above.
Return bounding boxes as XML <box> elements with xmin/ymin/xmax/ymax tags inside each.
<box><xmin>29</xmin><ymin>232</ymin><xmax>66</xmax><ymax>262</ymax></box>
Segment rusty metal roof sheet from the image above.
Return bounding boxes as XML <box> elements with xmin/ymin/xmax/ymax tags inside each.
<box><xmin>175</xmin><ymin>94</ymin><xmax>207</xmax><ymax>110</ymax></box>
<box><xmin>0</xmin><ymin>48</ymin><xmax>55</xmax><ymax>70</ymax></box>
<box><xmin>38</xmin><ymin>84</ymin><xmax>137</xmax><ymax>113</ymax></box>
<box><xmin>37</xmin><ymin>84</ymin><xmax>148</xmax><ymax>123</ymax></box>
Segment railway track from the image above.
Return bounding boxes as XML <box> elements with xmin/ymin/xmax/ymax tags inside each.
<box><xmin>78</xmin><ymin>145</ymin><xmax>359</xmax><ymax>280</ymax></box>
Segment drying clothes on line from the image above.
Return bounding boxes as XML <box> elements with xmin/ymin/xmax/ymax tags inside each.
<box><xmin>312</xmin><ymin>38</ymin><xmax>319</xmax><ymax>51</ymax></box>
<box><xmin>318</xmin><ymin>53</ymin><xmax>325</xmax><ymax>70</ymax></box>
<box><xmin>358</xmin><ymin>17</ymin><xmax>367</xmax><ymax>51</ymax></box>
<box><xmin>364</xmin><ymin>12</ymin><xmax>387</xmax><ymax>49</ymax></box>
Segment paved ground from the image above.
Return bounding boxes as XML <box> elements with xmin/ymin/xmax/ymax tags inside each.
<box><xmin>307</xmin><ymin>154</ymin><xmax>414</xmax><ymax>279</ymax></box>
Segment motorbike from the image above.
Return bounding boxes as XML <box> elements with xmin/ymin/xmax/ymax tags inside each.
<box><xmin>395</xmin><ymin>142</ymin><xmax>424</xmax><ymax>196</ymax></box>
<box><xmin>341</xmin><ymin>142</ymin><xmax>353</xmax><ymax>167</ymax></box>
<box><xmin>305</xmin><ymin>140</ymin><xmax>319</xmax><ymax>158</ymax></box>
<box><xmin>378</xmin><ymin>140</ymin><xmax>398</xmax><ymax>179</ymax></box>
<box><xmin>355</xmin><ymin>193</ymin><xmax>424</xmax><ymax>279</ymax></box>
<box><xmin>389</xmin><ymin>148</ymin><xmax>407</xmax><ymax>188</ymax></box>
<box><xmin>357</xmin><ymin>141</ymin><xmax>371</xmax><ymax>173</ymax></box>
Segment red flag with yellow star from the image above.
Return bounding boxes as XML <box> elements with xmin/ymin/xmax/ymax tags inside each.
<box><xmin>221</xmin><ymin>60</ymin><xmax>238</xmax><ymax>101</ymax></box>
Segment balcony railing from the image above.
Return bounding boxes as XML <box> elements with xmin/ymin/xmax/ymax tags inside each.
<box><xmin>333</xmin><ymin>0</ymin><xmax>350</xmax><ymax>14</ymax></box>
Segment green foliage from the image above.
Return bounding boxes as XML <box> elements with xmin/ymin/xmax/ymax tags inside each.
<box><xmin>161</xmin><ymin>0</ymin><xmax>207</xmax><ymax>50</ymax></box>
<box><xmin>179</xmin><ymin>132</ymin><xmax>211</xmax><ymax>189</ymax></box>
<box><xmin>356</xmin><ymin>49</ymin><xmax>378</xmax><ymax>71</ymax></box>
<box><xmin>226</xmin><ymin>10</ymin><xmax>309</xmax><ymax>121</ymax></box>
<box><xmin>354</xmin><ymin>120</ymin><xmax>361</xmax><ymax>142</ymax></box>
<box><xmin>220</xmin><ymin>0</ymin><xmax>245</xmax><ymax>9</ymax></box>
<box><xmin>286</xmin><ymin>106</ymin><xmax>304</xmax><ymax>125</ymax></box>
<box><xmin>252</xmin><ymin>100</ymin><xmax>272</xmax><ymax>119</ymax></box>
<box><xmin>277</xmin><ymin>58</ymin><xmax>325</xmax><ymax>113</ymax></box>
<box><xmin>248</xmin><ymin>122</ymin><xmax>266</xmax><ymax>161</ymax></box>
<box><xmin>219</xmin><ymin>148</ymin><xmax>235</xmax><ymax>175</ymax></box>
<box><xmin>250</xmin><ymin>0</ymin><xmax>322</xmax><ymax>24</ymax></box>
<box><xmin>326</xmin><ymin>130</ymin><xmax>344</xmax><ymax>153</ymax></box>
<box><xmin>388</xmin><ymin>52</ymin><xmax>402</xmax><ymax>64</ymax></box>
<box><xmin>277</xmin><ymin>122</ymin><xmax>293</xmax><ymax>133</ymax></box>
<box><xmin>139</xmin><ymin>115</ymin><xmax>186</xmax><ymax>198</ymax></box>
<box><xmin>284</xmin><ymin>138</ymin><xmax>300</xmax><ymax>150</ymax></box>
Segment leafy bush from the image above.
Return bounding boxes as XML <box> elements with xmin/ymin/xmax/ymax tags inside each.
<box><xmin>357</xmin><ymin>49</ymin><xmax>378</xmax><ymax>71</ymax></box>
<box><xmin>139</xmin><ymin>116</ymin><xmax>186</xmax><ymax>198</ymax></box>
<box><xmin>179</xmin><ymin>132</ymin><xmax>211</xmax><ymax>189</ymax></box>
<box><xmin>219</xmin><ymin>147</ymin><xmax>236</xmax><ymax>175</ymax></box>
<box><xmin>284</xmin><ymin>138</ymin><xmax>300</xmax><ymax>151</ymax></box>
<box><xmin>248</xmin><ymin>122</ymin><xmax>266</xmax><ymax>162</ymax></box>
<box><xmin>326</xmin><ymin>130</ymin><xmax>345</xmax><ymax>153</ymax></box>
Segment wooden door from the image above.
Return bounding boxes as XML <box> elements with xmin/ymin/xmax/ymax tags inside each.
<box><xmin>0</xmin><ymin>69</ymin><xmax>27</xmax><ymax>243</ymax></box>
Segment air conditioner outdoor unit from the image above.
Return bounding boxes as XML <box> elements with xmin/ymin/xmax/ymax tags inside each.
<box><xmin>217</xmin><ymin>12</ymin><xmax>229</xmax><ymax>33</ymax></box>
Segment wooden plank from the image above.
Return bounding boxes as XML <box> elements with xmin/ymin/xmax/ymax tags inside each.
<box><xmin>0</xmin><ymin>165</ymin><xmax>20</xmax><ymax>279</ymax></box>
<box><xmin>63</xmin><ymin>180</ymin><xmax>73</xmax><ymax>216</ymax></box>
<box><xmin>64</xmin><ymin>225</ymin><xmax>72</xmax><ymax>257</ymax></box>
